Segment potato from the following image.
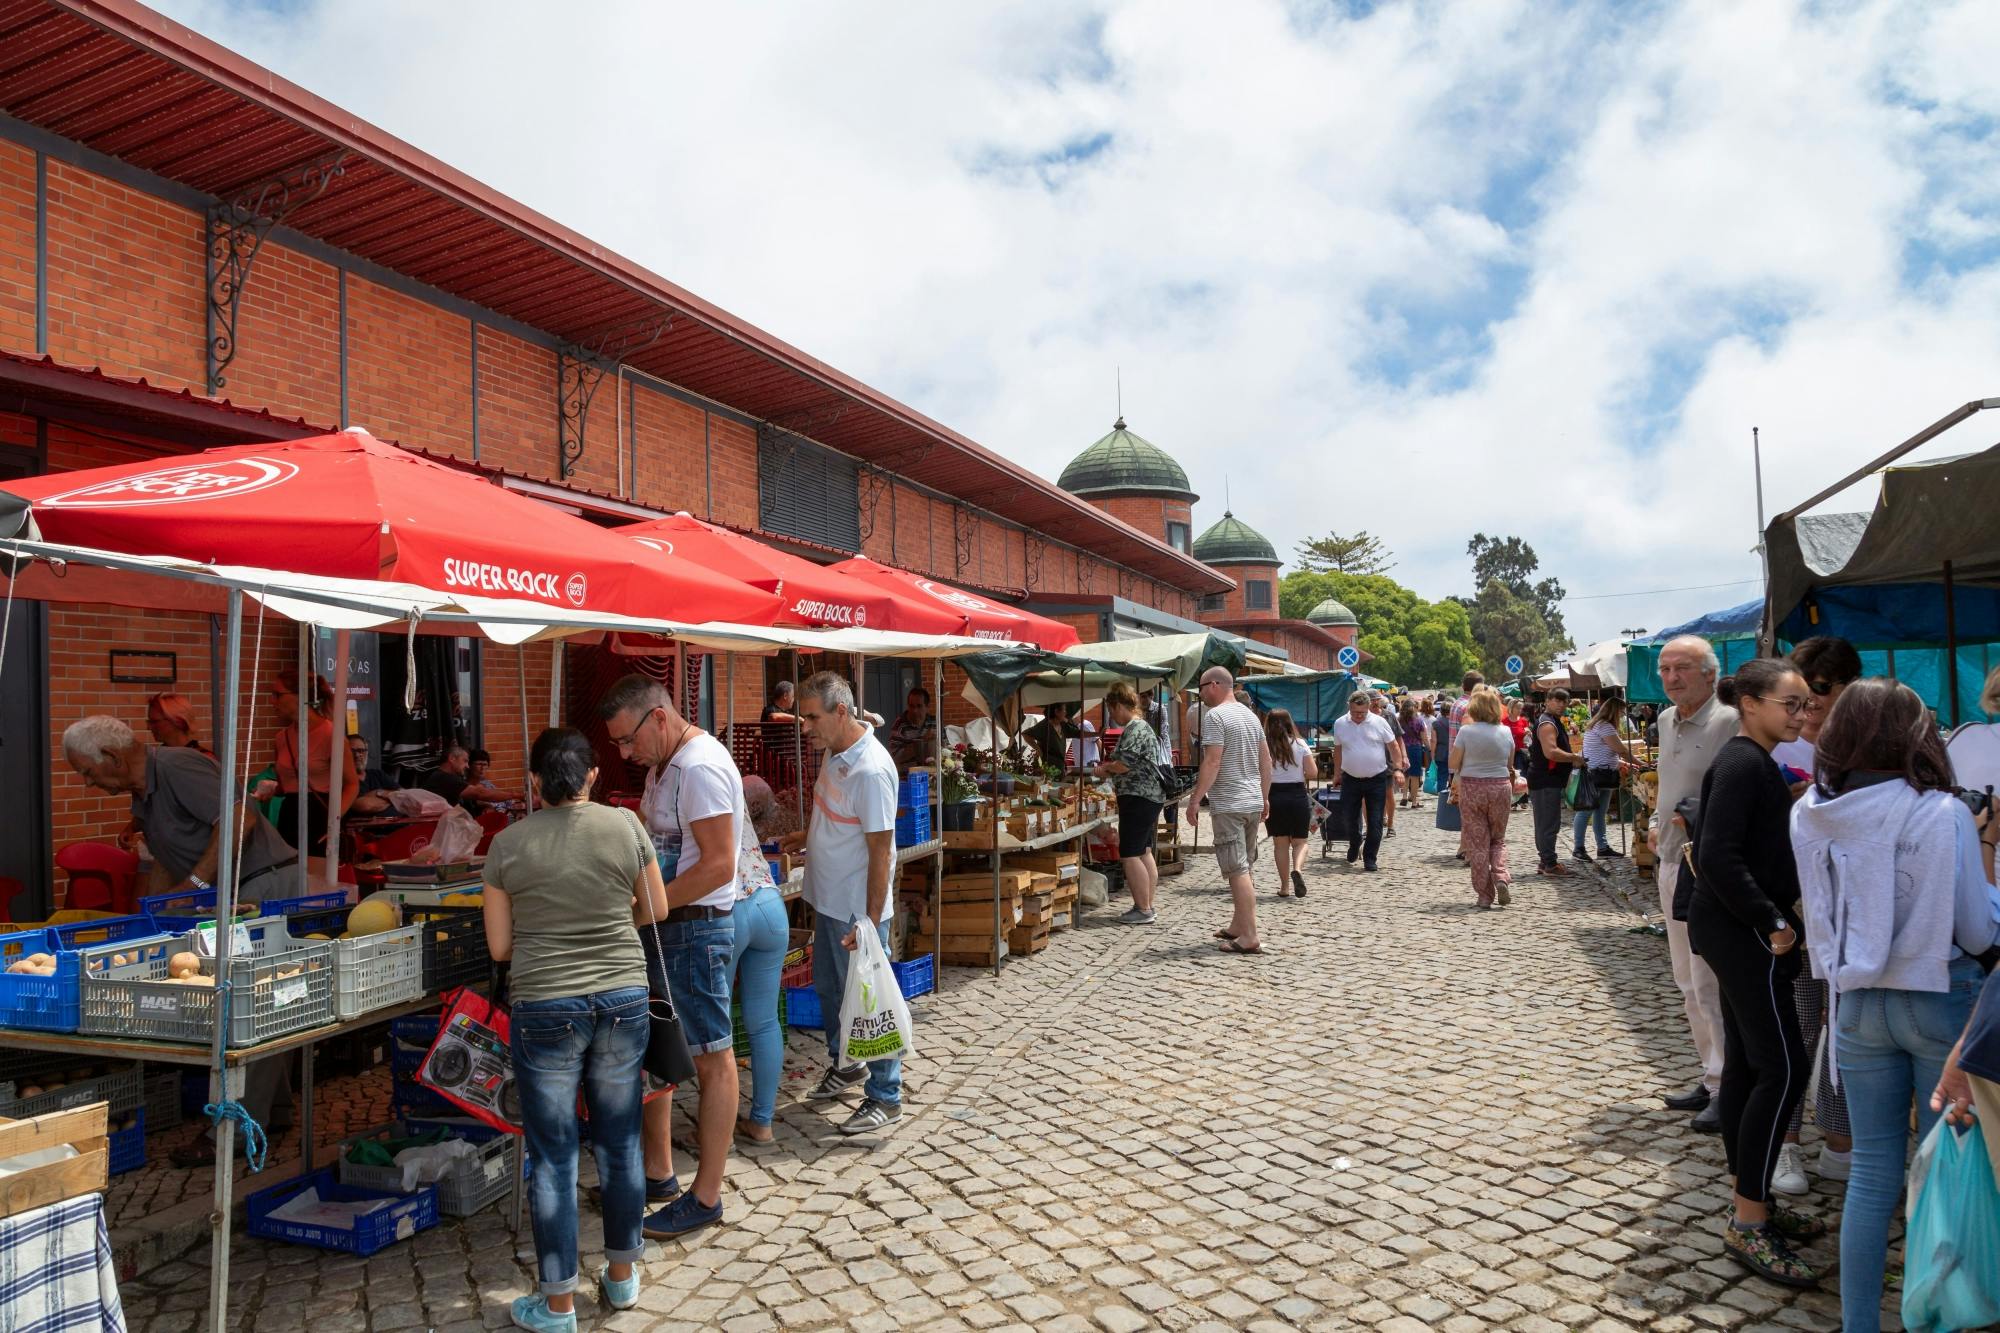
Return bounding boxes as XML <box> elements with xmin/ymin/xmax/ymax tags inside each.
<box><xmin>23</xmin><ymin>953</ymin><xmax>52</xmax><ymax>968</ymax></box>
<box><xmin>17</xmin><ymin>1085</ymin><xmax>40</xmax><ymax>1098</ymax></box>
<box><xmin>110</xmin><ymin>952</ymin><xmax>129</xmax><ymax>967</ymax></box>
<box><xmin>167</xmin><ymin>951</ymin><xmax>201</xmax><ymax>980</ymax></box>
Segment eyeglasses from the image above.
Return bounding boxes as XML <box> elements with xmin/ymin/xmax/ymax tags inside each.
<box><xmin>608</xmin><ymin>707</ymin><xmax>660</xmax><ymax>751</ymax></box>
<box><xmin>1745</xmin><ymin>693</ymin><xmax>1809</xmax><ymax>716</ymax></box>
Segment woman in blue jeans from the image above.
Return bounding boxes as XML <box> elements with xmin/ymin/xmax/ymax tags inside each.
<box><xmin>482</xmin><ymin>729</ymin><xmax>672</xmax><ymax>1333</ymax></box>
<box><xmin>731</xmin><ymin>878</ymin><xmax>789</xmax><ymax>1143</ymax></box>
<box><xmin>1790</xmin><ymin>680</ymin><xmax>2000</xmax><ymax>1331</ymax></box>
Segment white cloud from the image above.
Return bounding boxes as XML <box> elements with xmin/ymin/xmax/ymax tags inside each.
<box><xmin>157</xmin><ymin>0</ymin><xmax>2000</xmax><ymax>650</ymax></box>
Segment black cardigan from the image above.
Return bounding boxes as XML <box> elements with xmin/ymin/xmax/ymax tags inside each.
<box><xmin>1691</xmin><ymin>736</ymin><xmax>1801</xmax><ymax>939</ymax></box>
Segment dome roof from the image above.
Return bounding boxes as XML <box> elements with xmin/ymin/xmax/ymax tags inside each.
<box><xmin>1057</xmin><ymin>418</ymin><xmax>1195</xmax><ymax>500</ymax></box>
<box><xmin>1306</xmin><ymin>597</ymin><xmax>1359</xmax><ymax>627</ymax></box>
<box><xmin>1193</xmin><ymin>511</ymin><xmax>1279</xmax><ymax>566</ymax></box>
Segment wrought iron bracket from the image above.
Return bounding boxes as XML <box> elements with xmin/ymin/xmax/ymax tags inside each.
<box><xmin>858</xmin><ymin>465</ymin><xmax>890</xmax><ymax>546</ymax></box>
<box><xmin>558</xmin><ymin>318</ymin><xmax>670</xmax><ymax>478</ymax></box>
<box><xmin>1024</xmin><ymin>534</ymin><xmax>1044</xmax><ymax>594</ymax></box>
<box><xmin>206</xmin><ymin>151</ymin><xmax>347</xmax><ymax>394</ymax></box>
<box><xmin>953</xmin><ymin>505</ymin><xmax>975</xmax><ymax>581</ymax></box>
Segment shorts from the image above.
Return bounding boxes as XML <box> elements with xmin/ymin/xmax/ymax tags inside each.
<box><xmin>1211</xmin><ymin>809</ymin><xmax>1261</xmax><ymax>876</ymax></box>
<box><xmin>1117</xmin><ymin>794</ymin><xmax>1162</xmax><ymax>859</ymax></box>
<box><xmin>639</xmin><ymin>914</ymin><xmax>735</xmax><ymax>1056</ymax></box>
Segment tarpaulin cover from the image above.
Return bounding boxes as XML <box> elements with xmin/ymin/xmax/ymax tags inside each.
<box><xmin>827</xmin><ymin>558</ymin><xmax>1081</xmax><ymax>650</ymax></box>
<box><xmin>956</xmin><ymin>647</ymin><xmax>1172</xmax><ymax>714</ymax></box>
<box><xmin>1055</xmin><ymin>632</ymin><xmax>1245</xmax><ymax>690</ymax></box>
<box><xmin>615</xmin><ymin>514</ymin><xmax>963</xmax><ymax>633</ymax></box>
<box><xmin>0</xmin><ymin>431</ymin><xmax>782</xmax><ymax>625</ymax></box>
<box><xmin>1238</xmin><ymin>670</ymin><xmax>1360</xmax><ymax>729</ymax></box>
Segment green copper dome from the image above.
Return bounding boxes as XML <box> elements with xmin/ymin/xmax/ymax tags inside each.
<box><xmin>1306</xmin><ymin>597</ymin><xmax>1359</xmax><ymax>627</ymax></box>
<box><xmin>1057</xmin><ymin>418</ymin><xmax>1196</xmax><ymax>500</ymax></box>
<box><xmin>1193</xmin><ymin>511</ymin><xmax>1279</xmax><ymax>566</ymax></box>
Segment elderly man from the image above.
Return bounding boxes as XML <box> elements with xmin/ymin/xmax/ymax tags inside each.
<box><xmin>63</xmin><ymin>715</ymin><xmax>296</xmax><ymax>1163</ymax></box>
<box><xmin>599</xmin><ymin>673</ymin><xmax>749</xmax><ymax>1237</ymax></box>
<box><xmin>1186</xmin><ymin>666</ymin><xmax>1271</xmax><ymax>953</ymax></box>
<box><xmin>1651</xmin><ymin>634</ymin><xmax>1738</xmax><ymax>1131</ymax></box>
<box><xmin>780</xmin><ymin>671</ymin><xmax>905</xmax><ymax>1134</ymax></box>
<box><xmin>1332</xmin><ymin>689</ymin><xmax>1401</xmax><ymax>871</ymax></box>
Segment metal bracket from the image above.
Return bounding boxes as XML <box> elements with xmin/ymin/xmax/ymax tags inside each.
<box><xmin>858</xmin><ymin>466</ymin><xmax>890</xmax><ymax>546</ymax></box>
<box><xmin>1078</xmin><ymin>549</ymin><xmax>1095</xmax><ymax>594</ymax></box>
<box><xmin>206</xmin><ymin>152</ymin><xmax>347</xmax><ymax>394</ymax></box>
<box><xmin>558</xmin><ymin>318</ymin><xmax>670</xmax><ymax>478</ymax></box>
<box><xmin>953</xmin><ymin>505</ymin><xmax>975</xmax><ymax>580</ymax></box>
<box><xmin>1024</xmin><ymin>534</ymin><xmax>1044</xmax><ymax>594</ymax></box>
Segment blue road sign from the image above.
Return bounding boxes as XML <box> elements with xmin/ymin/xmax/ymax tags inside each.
<box><xmin>1504</xmin><ymin>654</ymin><xmax>1524</xmax><ymax>675</ymax></box>
<box><xmin>1337</xmin><ymin>645</ymin><xmax>1361</xmax><ymax>669</ymax></box>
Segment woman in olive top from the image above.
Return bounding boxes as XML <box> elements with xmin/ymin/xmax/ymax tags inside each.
<box><xmin>483</xmin><ymin>729</ymin><xmax>672</xmax><ymax>1333</ymax></box>
<box><xmin>1688</xmin><ymin>658</ymin><xmax>1823</xmax><ymax>1289</ymax></box>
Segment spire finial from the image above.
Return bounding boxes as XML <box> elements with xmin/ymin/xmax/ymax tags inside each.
<box><xmin>1224</xmin><ymin>476</ymin><xmax>1231</xmax><ymax>515</ymax></box>
<box><xmin>1114</xmin><ymin>367</ymin><xmax>1124</xmax><ymax>430</ymax></box>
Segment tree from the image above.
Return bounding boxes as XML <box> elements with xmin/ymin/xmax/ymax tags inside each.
<box><xmin>1467</xmin><ymin>533</ymin><xmax>1568</xmax><ymax>646</ymax></box>
<box><xmin>1463</xmin><ymin>578</ymin><xmax>1569</xmax><ymax>680</ymax></box>
<box><xmin>1294</xmin><ymin>530</ymin><xmax>1395</xmax><ymax>576</ymax></box>
<box><xmin>1278</xmin><ymin>570</ymin><xmax>1480</xmax><ymax>688</ymax></box>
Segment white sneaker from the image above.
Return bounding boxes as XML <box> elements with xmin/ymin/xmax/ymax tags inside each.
<box><xmin>1771</xmin><ymin>1143</ymin><xmax>1808</xmax><ymax>1196</ymax></box>
<box><xmin>1816</xmin><ymin>1145</ymin><xmax>1851</xmax><ymax>1182</ymax></box>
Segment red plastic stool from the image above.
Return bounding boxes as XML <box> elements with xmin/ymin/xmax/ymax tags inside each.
<box><xmin>55</xmin><ymin>842</ymin><xmax>139</xmax><ymax>914</ymax></box>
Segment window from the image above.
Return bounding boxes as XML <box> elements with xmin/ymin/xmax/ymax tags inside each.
<box><xmin>1166</xmin><ymin>520</ymin><xmax>1191</xmax><ymax>554</ymax></box>
<box><xmin>1245</xmin><ymin>580</ymin><xmax>1273</xmax><ymax>610</ymax></box>
<box><xmin>758</xmin><ymin>429</ymin><xmax>860</xmax><ymax>551</ymax></box>
<box><xmin>1199</xmin><ymin>592</ymin><xmax>1226</xmax><ymax>613</ymax></box>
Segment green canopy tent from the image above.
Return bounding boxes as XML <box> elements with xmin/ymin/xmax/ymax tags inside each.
<box><xmin>1236</xmin><ymin>670</ymin><xmax>1361</xmax><ymax>729</ymax></box>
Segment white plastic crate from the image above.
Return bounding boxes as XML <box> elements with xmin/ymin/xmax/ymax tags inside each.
<box><xmin>329</xmin><ymin>924</ymin><xmax>424</xmax><ymax>1020</ymax></box>
<box><xmin>79</xmin><ymin>917</ymin><xmax>334</xmax><ymax>1047</ymax></box>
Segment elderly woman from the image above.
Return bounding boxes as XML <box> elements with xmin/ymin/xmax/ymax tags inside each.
<box><xmin>482</xmin><ymin>728</ymin><xmax>670</xmax><ymax>1331</ymax></box>
<box><xmin>1094</xmin><ymin>682</ymin><xmax>1166</xmax><ymax>925</ymax></box>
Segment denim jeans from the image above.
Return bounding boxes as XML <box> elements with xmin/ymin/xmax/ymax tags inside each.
<box><xmin>1832</xmin><ymin>956</ymin><xmax>1984</xmax><ymax>1333</ymax></box>
<box><xmin>1570</xmin><ymin>770</ymin><xmax>1615</xmax><ymax>852</ymax></box>
<box><xmin>510</xmin><ymin>985</ymin><xmax>649</xmax><ymax>1295</ymax></box>
<box><xmin>731</xmin><ymin>884</ymin><xmax>789</xmax><ymax>1126</ymax></box>
<box><xmin>643</xmin><ymin>914</ymin><xmax>735</xmax><ymax>1055</ymax></box>
<box><xmin>811</xmin><ymin>911</ymin><xmax>900</xmax><ymax>1106</ymax></box>
<box><xmin>1338</xmin><ymin>771</ymin><xmax>1387</xmax><ymax>867</ymax></box>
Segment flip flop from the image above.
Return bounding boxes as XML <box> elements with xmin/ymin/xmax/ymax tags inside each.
<box><xmin>1214</xmin><ymin>928</ymin><xmax>1238</xmax><ymax>940</ymax></box>
<box><xmin>1217</xmin><ymin>938</ymin><xmax>1262</xmax><ymax>955</ymax></box>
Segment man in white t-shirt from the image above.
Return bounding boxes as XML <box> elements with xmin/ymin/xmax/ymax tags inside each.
<box><xmin>1331</xmin><ymin>689</ymin><xmax>1401</xmax><ymax>871</ymax></box>
<box><xmin>601</xmin><ymin>674</ymin><xmax>740</xmax><ymax>1238</ymax></box>
<box><xmin>780</xmin><ymin>671</ymin><xmax>904</xmax><ymax>1136</ymax></box>
<box><xmin>1186</xmin><ymin>667</ymin><xmax>1272</xmax><ymax>953</ymax></box>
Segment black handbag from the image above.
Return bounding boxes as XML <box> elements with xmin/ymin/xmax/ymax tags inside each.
<box><xmin>1156</xmin><ymin>762</ymin><xmax>1195</xmax><ymax>800</ymax></box>
<box><xmin>640</xmin><ymin>905</ymin><xmax>698</xmax><ymax>1087</ymax></box>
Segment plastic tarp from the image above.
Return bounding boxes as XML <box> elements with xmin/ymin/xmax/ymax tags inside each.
<box><xmin>955</xmin><ymin>646</ymin><xmax>1174</xmax><ymax>715</ymax></box>
<box><xmin>1624</xmin><ymin>599</ymin><xmax>1767</xmax><ymax>704</ymax></box>
<box><xmin>1054</xmin><ymin>632</ymin><xmax>1245</xmax><ymax>690</ymax></box>
<box><xmin>1571</xmin><ymin>639</ymin><xmax>1631</xmax><ymax>689</ymax></box>
<box><xmin>1237</xmin><ymin>670</ymin><xmax>1360</xmax><ymax>729</ymax></box>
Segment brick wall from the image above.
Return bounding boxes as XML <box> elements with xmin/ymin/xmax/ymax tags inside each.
<box><xmin>226</xmin><ymin>242</ymin><xmax>340</xmax><ymax>424</ymax></box>
<box><xmin>0</xmin><ymin>141</ymin><xmax>35</xmax><ymax>350</ymax></box>
<box><xmin>709</xmin><ymin>417</ymin><xmax>758</xmax><ymax>530</ymax></box>
<box><xmin>630</xmin><ymin>384</ymin><xmax>707</xmax><ymax>514</ymax></box>
<box><xmin>1201</xmin><ymin>561</ymin><xmax>1281</xmax><ymax>621</ymax></box>
<box><xmin>345</xmin><ymin>276</ymin><xmax>472</xmax><ymax>455</ymax></box>
<box><xmin>473</xmin><ymin>324</ymin><xmax>558</xmax><ymax>476</ymax></box>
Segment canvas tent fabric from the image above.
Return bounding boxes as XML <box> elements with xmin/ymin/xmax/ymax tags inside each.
<box><xmin>1056</xmin><ymin>632</ymin><xmax>1245</xmax><ymax>690</ymax></box>
<box><xmin>954</xmin><ymin>646</ymin><xmax>1173</xmax><ymax>715</ymax></box>
<box><xmin>1237</xmin><ymin>670</ymin><xmax>1360</xmax><ymax>729</ymax></box>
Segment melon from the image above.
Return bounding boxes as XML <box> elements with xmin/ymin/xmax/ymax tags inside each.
<box><xmin>345</xmin><ymin>898</ymin><xmax>399</xmax><ymax>937</ymax></box>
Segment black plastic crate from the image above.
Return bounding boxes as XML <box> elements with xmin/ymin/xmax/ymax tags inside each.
<box><xmin>404</xmin><ymin>906</ymin><xmax>489</xmax><ymax>993</ymax></box>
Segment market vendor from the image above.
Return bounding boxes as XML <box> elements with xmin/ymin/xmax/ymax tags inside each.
<box><xmin>762</xmin><ymin>680</ymin><xmax>796</xmax><ymax>723</ymax></box>
<box><xmin>253</xmin><ymin>674</ymin><xmax>359</xmax><ymax>855</ymax></box>
<box><xmin>145</xmin><ymin>691</ymin><xmax>212</xmax><ymax>754</ymax></box>
<box><xmin>62</xmin><ymin>714</ymin><xmax>298</xmax><ymax>1165</ymax></box>
<box><xmin>421</xmin><ymin>744</ymin><xmax>510</xmax><ymax>815</ymax></box>
<box><xmin>346</xmin><ymin>733</ymin><xmax>400</xmax><ymax>816</ymax></box>
<box><xmin>1025</xmin><ymin>702</ymin><xmax>1078</xmax><ymax>770</ymax></box>
<box><xmin>885</xmin><ymin>687</ymin><xmax>936</xmax><ymax>772</ymax></box>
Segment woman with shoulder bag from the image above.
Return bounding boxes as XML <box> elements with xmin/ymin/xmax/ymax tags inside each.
<box><xmin>1095</xmin><ymin>682</ymin><xmax>1168</xmax><ymax>924</ymax></box>
<box><xmin>1790</xmin><ymin>679</ymin><xmax>2000</xmax><ymax>1330</ymax></box>
<box><xmin>481</xmin><ymin>728</ymin><xmax>672</xmax><ymax>1331</ymax></box>
<box><xmin>1571</xmin><ymin>696</ymin><xmax>1632</xmax><ymax>861</ymax></box>
<box><xmin>1689</xmin><ymin>658</ymin><xmax>1822</xmax><ymax>1289</ymax></box>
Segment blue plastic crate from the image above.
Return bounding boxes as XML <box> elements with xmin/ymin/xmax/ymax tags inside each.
<box><xmin>246</xmin><ymin>1166</ymin><xmax>439</xmax><ymax>1255</ymax></box>
<box><xmin>0</xmin><ymin>927</ymin><xmax>79</xmax><ymax>1032</ymax></box>
<box><xmin>782</xmin><ymin>985</ymin><xmax>821</xmax><ymax>1031</ymax></box>
<box><xmin>261</xmin><ymin>890</ymin><xmax>349</xmax><ymax>918</ymax></box>
<box><xmin>45</xmin><ymin>914</ymin><xmax>170</xmax><ymax>952</ymax></box>
<box><xmin>897</xmin><ymin>771</ymin><xmax>931</xmax><ymax>803</ymax></box>
<box><xmin>108</xmin><ymin>1109</ymin><xmax>145</xmax><ymax>1176</ymax></box>
<box><xmin>892</xmin><ymin>954</ymin><xmax>935</xmax><ymax>1000</ymax></box>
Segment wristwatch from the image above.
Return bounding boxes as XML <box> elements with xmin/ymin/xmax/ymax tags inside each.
<box><xmin>188</xmin><ymin>874</ymin><xmax>212</xmax><ymax>892</ymax></box>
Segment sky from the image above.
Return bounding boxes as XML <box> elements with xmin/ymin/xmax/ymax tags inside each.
<box><xmin>157</xmin><ymin>0</ymin><xmax>2000</xmax><ymax>652</ymax></box>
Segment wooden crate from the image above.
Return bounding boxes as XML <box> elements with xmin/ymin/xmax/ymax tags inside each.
<box><xmin>907</xmin><ymin>932</ymin><xmax>1005</xmax><ymax>967</ymax></box>
<box><xmin>1006</xmin><ymin>923</ymin><xmax>1051</xmax><ymax>955</ymax></box>
<box><xmin>0</xmin><ymin>1103</ymin><xmax>108</xmax><ymax>1220</ymax></box>
<box><xmin>943</xmin><ymin>869</ymin><xmax>1033</xmax><ymax>894</ymax></box>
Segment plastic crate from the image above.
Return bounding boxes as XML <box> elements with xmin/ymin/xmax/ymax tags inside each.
<box><xmin>0</xmin><ymin>1062</ymin><xmax>142</xmax><ymax>1120</ymax></box>
<box><xmin>898</xmin><ymin>772</ymin><xmax>931</xmax><ymax>805</ymax></box>
<box><xmin>330</xmin><ymin>925</ymin><xmax>425</xmax><ymax>1021</ymax></box>
<box><xmin>389</xmin><ymin>1015</ymin><xmax>457</xmax><ymax>1117</ymax></box>
<box><xmin>0</xmin><ymin>926</ymin><xmax>81</xmax><ymax>1032</ymax></box>
<box><xmin>780</xmin><ymin>954</ymin><xmax>813</xmax><ymax>990</ymax></box>
<box><xmin>338</xmin><ymin>1118</ymin><xmax>519</xmax><ymax>1218</ymax></box>
<box><xmin>262</xmin><ymin>890</ymin><xmax>349</xmax><ymax>918</ymax></box>
<box><xmin>782</xmin><ymin>984</ymin><xmax>821</xmax><ymax>1032</ymax></box>
<box><xmin>284</xmin><ymin>905</ymin><xmax>349</xmax><ymax>940</ymax></box>
<box><xmin>79</xmin><ymin>918</ymin><xmax>335</xmax><ymax>1048</ymax></box>
<box><xmin>404</xmin><ymin>906</ymin><xmax>489</xmax><ymax>992</ymax></box>
<box><xmin>245</xmin><ymin>1166</ymin><xmax>439</xmax><ymax>1255</ymax></box>
<box><xmin>108</xmin><ymin>1108</ymin><xmax>145</xmax><ymax>1176</ymax></box>
<box><xmin>145</xmin><ymin>1070</ymin><xmax>185</xmax><ymax>1130</ymax></box>
<box><xmin>45</xmin><ymin>913</ymin><xmax>168</xmax><ymax>952</ymax></box>
<box><xmin>892</xmin><ymin>954</ymin><xmax>935</xmax><ymax>1000</ymax></box>
<box><xmin>893</xmin><ymin>811</ymin><xmax>933</xmax><ymax>848</ymax></box>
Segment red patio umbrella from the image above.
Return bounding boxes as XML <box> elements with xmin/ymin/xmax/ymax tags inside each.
<box><xmin>827</xmin><ymin>557</ymin><xmax>1081</xmax><ymax>650</ymax></box>
<box><xmin>1</xmin><ymin>430</ymin><xmax>781</xmax><ymax>625</ymax></box>
<box><xmin>617</xmin><ymin>514</ymin><xmax>966</xmax><ymax>634</ymax></box>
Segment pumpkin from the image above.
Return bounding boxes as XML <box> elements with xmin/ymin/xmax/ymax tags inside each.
<box><xmin>181</xmin><ymin>974</ymin><xmax>215</xmax><ymax>986</ymax></box>
<box><xmin>167</xmin><ymin>951</ymin><xmax>202</xmax><ymax>980</ymax></box>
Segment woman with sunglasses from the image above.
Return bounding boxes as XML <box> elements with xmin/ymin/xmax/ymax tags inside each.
<box><xmin>1689</xmin><ymin>657</ymin><xmax>1823</xmax><ymax>1287</ymax></box>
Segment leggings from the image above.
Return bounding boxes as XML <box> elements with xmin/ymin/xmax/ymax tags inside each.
<box><xmin>1689</xmin><ymin>906</ymin><xmax>1807</xmax><ymax>1204</ymax></box>
<box><xmin>1786</xmin><ymin>970</ymin><xmax>1850</xmax><ymax>1139</ymax></box>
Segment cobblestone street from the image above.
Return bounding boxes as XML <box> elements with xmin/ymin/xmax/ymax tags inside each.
<box><xmin>119</xmin><ymin>809</ymin><xmax>1868</xmax><ymax>1332</ymax></box>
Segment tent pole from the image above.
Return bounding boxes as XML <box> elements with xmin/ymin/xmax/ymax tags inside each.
<box><xmin>295</xmin><ymin>622</ymin><xmax>309</xmax><ymax>894</ymax></box>
<box><xmin>206</xmin><ymin>588</ymin><xmax>245</xmax><ymax>1333</ymax></box>
<box><xmin>548</xmin><ymin>642</ymin><xmax>563</xmax><ymax>728</ymax></box>
<box><xmin>932</xmin><ymin>657</ymin><xmax>943</xmax><ymax>976</ymax></box>
<box><xmin>326</xmin><ymin>629</ymin><xmax>349</xmax><ymax>894</ymax></box>
<box><xmin>726</xmin><ymin>654</ymin><xmax>735</xmax><ymax>745</ymax></box>
<box><xmin>517</xmin><ymin>644</ymin><xmax>533</xmax><ymax>813</ymax></box>
<box><xmin>991</xmin><ymin>702</ymin><xmax>1002</xmax><ymax>979</ymax></box>
<box><xmin>1945</xmin><ymin>559</ymin><xmax>1962</xmax><ymax>727</ymax></box>
<box><xmin>793</xmin><ymin>649</ymin><xmax>804</xmax><ymax>829</ymax></box>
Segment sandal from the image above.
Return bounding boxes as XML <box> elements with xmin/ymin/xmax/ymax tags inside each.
<box><xmin>1217</xmin><ymin>938</ymin><xmax>1262</xmax><ymax>955</ymax></box>
<box><xmin>1213</xmin><ymin>928</ymin><xmax>1238</xmax><ymax>940</ymax></box>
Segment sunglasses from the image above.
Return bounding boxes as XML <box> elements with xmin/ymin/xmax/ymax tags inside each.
<box><xmin>1806</xmin><ymin>679</ymin><xmax>1839</xmax><ymax>697</ymax></box>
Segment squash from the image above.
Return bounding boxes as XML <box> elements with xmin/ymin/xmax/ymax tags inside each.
<box><xmin>167</xmin><ymin>951</ymin><xmax>202</xmax><ymax>980</ymax></box>
<box><xmin>345</xmin><ymin>898</ymin><xmax>398</xmax><ymax>937</ymax></box>
<box><xmin>181</xmin><ymin>974</ymin><xmax>215</xmax><ymax>987</ymax></box>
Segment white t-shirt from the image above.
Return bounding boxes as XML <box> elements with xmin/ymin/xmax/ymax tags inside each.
<box><xmin>640</xmin><ymin>731</ymin><xmax>745</xmax><ymax>911</ymax></box>
<box><xmin>1333</xmin><ymin>713</ymin><xmax>1399</xmax><ymax>779</ymax></box>
<box><xmin>802</xmin><ymin>728</ymin><xmax>899</xmax><ymax>925</ymax></box>
<box><xmin>1272</xmin><ymin>737</ymin><xmax>1311</xmax><ymax>779</ymax></box>
<box><xmin>1073</xmin><ymin>720</ymin><xmax>1101</xmax><ymax>770</ymax></box>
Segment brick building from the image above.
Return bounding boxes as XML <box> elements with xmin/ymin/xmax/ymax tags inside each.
<box><xmin>0</xmin><ymin>0</ymin><xmax>1234</xmax><ymax>906</ymax></box>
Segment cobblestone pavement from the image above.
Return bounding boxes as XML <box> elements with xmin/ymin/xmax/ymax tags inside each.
<box><xmin>119</xmin><ymin>807</ymin><xmax>1879</xmax><ymax>1332</ymax></box>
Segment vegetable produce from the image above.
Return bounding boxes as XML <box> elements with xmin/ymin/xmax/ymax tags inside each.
<box><xmin>167</xmin><ymin>951</ymin><xmax>202</xmax><ymax>980</ymax></box>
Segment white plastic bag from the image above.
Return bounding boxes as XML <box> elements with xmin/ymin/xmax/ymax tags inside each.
<box><xmin>838</xmin><ymin>922</ymin><xmax>917</xmax><ymax>1066</ymax></box>
<box><xmin>427</xmin><ymin>806</ymin><xmax>484</xmax><ymax>862</ymax></box>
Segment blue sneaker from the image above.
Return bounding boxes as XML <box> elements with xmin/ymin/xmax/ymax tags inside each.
<box><xmin>597</xmin><ymin>1264</ymin><xmax>640</xmax><ymax>1310</ymax></box>
<box><xmin>647</xmin><ymin>1174</ymin><xmax>680</xmax><ymax>1203</ymax></box>
<box><xmin>641</xmin><ymin>1189</ymin><xmax>723</xmax><ymax>1239</ymax></box>
<box><xmin>509</xmin><ymin>1295</ymin><xmax>577</xmax><ymax>1332</ymax></box>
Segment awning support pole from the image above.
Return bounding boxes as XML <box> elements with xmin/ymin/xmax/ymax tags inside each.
<box><xmin>295</xmin><ymin>622</ymin><xmax>308</xmax><ymax>892</ymax></box>
<box><xmin>990</xmin><ymin>707</ymin><xmax>1002</xmax><ymax>979</ymax></box>
<box><xmin>517</xmin><ymin>644</ymin><xmax>533</xmax><ymax>813</ymax></box>
<box><xmin>932</xmin><ymin>657</ymin><xmax>943</xmax><ymax>974</ymax></box>
<box><xmin>1945</xmin><ymin>559</ymin><xmax>1962</xmax><ymax>728</ymax></box>
<box><xmin>326</xmin><ymin>628</ymin><xmax>349</xmax><ymax>893</ymax></box>
<box><xmin>206</xmin><ymin>588</ymin><xmax>245</xmax><ymax>1332</ymax></box>
<box><xmin>793</xmin><ymin>649</ymin><xmax>805</xmax><ymax>826</ymax></box>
